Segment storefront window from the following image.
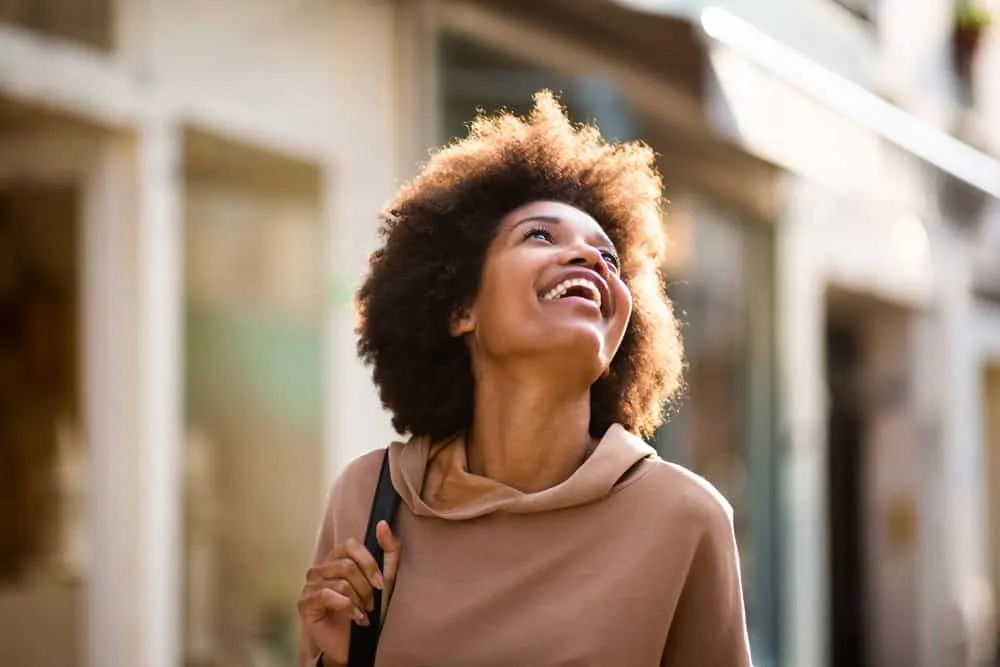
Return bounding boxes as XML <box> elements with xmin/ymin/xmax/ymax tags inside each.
<box><xmin>440</xmin><ymin>30</ymin><xmax>780</xmax><ymax>664</ymax></box>
<box><xmin>183</xmin><ymin>134</ymin><xmax>324</xmax><ymax>667</ymax></box>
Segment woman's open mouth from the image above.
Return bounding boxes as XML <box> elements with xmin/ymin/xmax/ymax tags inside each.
<box><xmin>540</xmin><ymin>277</ymin><xmax>605</xmax><ymax>315</ymax></box>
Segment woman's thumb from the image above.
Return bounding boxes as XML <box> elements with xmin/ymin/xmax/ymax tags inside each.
<box><xmin>376</xmin><ymin>520</ymin><xmax>401</xmax><ymax>572</ymax></box>
<box><xmin>375</xmin><ymin>521</ymin><xmax>401</xmax><ymax>562</ymax></box>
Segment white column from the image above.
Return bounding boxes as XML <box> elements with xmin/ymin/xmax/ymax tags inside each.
<box><xmin>393</xmin><ymin>0</ymin><xmax>441</xmax><ymax>180</ymax></box>
<box><xmin>82</xmin><ymin>118</ymin><xmax>183</xmax><ymax>667</ymax></box>
<box><xmin>83</xmin><ymin>136</ymin><xmax>142</xmax><ymax>667</ymax></box>
<box><xmin>321</xmin><ymin>0</ymin><xmax>401</xmax><ymax>489</ymax></box>
<box><xmin>777</xmin><ymin>182</ymin><xmax>829</xmax><ymax>667</ymax></box>
<box><xmin>114</xmin><ymin>0</ymin><xmax>186</xmax><ymax>657</ymax></box>
<box><xmin>939</xmin><ymin>232</ymin><xmax>993</xmax><ymax>664</ymax></box>
<box><xmin>134</xmin><ymin>114</ymin><xmax>184</xmax><ymax>667</ymax></box>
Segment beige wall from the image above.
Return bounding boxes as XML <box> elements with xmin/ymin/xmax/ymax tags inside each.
<box><xmin>147</xmin><ymin>0</ymin><xmax>339</xmax><ymax>140</ymax></box>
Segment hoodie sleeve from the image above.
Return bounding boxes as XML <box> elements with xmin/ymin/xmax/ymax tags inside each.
<box><xmin>660</xmin><ymin>490</ymin><xmax>753</xmax><ymax>667</ymax></box>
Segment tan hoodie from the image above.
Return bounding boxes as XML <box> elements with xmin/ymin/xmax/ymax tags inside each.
<box><xmin>299</xmin><ymin>424</ymin><xmax>753</xmax><ymax>667</ymax></box>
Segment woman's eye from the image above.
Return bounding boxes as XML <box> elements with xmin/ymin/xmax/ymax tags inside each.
<box><xmin>601</xmin><ymin>251</ymin><xmax>620</xmax><ymax>270</ymax></box>
<box><xmin>523</xmin><ymin>227</ymin><xmax>553</xmax><ymax>243</ymax></box>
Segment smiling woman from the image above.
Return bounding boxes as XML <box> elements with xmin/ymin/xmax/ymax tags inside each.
<box><xmin>357</xmin><ymin>92</ymin><xmax>681</xmax><ymax>444</ymax></box>
<box><xmin>296</xmin><ymin>91</ymin><xmax>753</xmax><ymax>667</ymax></box>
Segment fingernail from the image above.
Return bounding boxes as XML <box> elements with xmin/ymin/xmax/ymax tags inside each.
<box><xmin>353</xmin><ymin>608</ymin><xmax>366</xmax><ymax>624</ymax></box>
<box><xmin>372</xmin><ymin>571</ymin><xmax>385</xmax><ymax>590</ymax></box>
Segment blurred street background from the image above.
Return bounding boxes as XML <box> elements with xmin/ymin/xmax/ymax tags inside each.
<box><xmin>1</xmin><ymin>0</ymin><xmax>1000</xmax><ymax>666</ymax></box>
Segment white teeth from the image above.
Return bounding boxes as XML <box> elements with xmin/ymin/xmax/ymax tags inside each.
<box><xmin>541</xmin><ymin>278</ymin><xmax>602</xmax><ymax>308</ymax></box>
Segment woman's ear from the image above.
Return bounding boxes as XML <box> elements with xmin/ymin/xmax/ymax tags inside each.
<box><xmin>449</xmin><ymin>307</ymin><xmax>475</xmax><ymax>337</ymax></box>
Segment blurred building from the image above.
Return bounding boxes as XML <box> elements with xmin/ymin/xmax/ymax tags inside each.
<box><xmin>0</xmin><ymin>1</ymin><xmax>998</xmax><ymax>667</ymax></box>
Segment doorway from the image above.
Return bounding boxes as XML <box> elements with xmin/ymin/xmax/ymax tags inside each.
<box><xmin>826</xmin><ymin>308</ymin><xmax>868</xmax><ymax>667</ymax></box>
<box><xmin>825</xmin><ymin>291</ymin><xmax>920</xmax><ymax>667</ymax></box>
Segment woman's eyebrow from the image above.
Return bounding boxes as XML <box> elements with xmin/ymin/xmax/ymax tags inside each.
<box><xmin>513</xmin><ymin>215</ymin><xmax>615</xmax><ymax>248</ymax></box>
<box><xmin>514</xmin><ymin>214</ymin><xmax>560</xmax><ymax>228</ymax></box>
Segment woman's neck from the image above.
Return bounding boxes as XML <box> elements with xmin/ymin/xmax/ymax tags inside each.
<box><xmin>466</xmin><ymin>373</ymin><xmax>594</xmax><ymax>493</ymax></box>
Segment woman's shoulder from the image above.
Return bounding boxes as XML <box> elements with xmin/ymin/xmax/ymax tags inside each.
<box><xmin>329</xmin><ymin>447</ymin><xmax>388</xmax><ymax>506</ymax></box>
<box><xmin>339</xmin><ymin>447</ymin><xmax>388</xmax><ymax>482</ymax></box>
<box><xmin>625</xmin><ymin>455</ymin><xmax>735</xmax><ymax>533</ymax></box>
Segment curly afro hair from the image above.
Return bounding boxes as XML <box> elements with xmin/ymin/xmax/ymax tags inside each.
<box><xmin>356</xmin><ymin>91</ymin><xmax>683</xmax><ymax>442</ymax></box>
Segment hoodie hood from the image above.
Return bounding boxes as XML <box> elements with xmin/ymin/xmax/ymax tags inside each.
<box><xmin>387</xmin><ymin>423</ymin><xmax>655</xmax><ymax>520</ymax></box>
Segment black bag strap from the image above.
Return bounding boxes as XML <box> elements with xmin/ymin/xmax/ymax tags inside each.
<box><xmin>346</xmin><ymin>449</ymin><xmax>401</xmax><ymax>667</ymax></box>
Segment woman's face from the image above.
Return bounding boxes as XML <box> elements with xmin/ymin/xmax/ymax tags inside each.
<box><xmin>452</xmin><ymin>200</ymin><xmax>632</xmax><ymax>380</ymax></box>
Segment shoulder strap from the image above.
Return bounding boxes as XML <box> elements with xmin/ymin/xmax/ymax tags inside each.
<box><xmin>347</xmin><ymin>449</ymin><xmax>401</xmax><ymax>667</ymax></box>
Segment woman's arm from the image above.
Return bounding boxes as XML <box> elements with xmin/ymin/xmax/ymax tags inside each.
<box><xmin>660</xmin><ymin>493</ymin><xmax>753</xmax><ymax>667</ymax></box>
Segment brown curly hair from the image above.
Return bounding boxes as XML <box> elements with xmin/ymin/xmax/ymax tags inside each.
<box><xmin>356</xmin><ymin>91</ymin><xmax>683</xmax><ymax>442</ymax></box>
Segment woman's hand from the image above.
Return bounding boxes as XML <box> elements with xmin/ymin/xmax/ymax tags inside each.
<box><xmin>297</xmin><ymin>521</ymin><xmax>402</xmax><ymax>665</ymax></box>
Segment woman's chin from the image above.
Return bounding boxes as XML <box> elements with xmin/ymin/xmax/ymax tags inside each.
<box><xmin>534</xmin><ymin>327</ymin><xmax>609</xmax><ymax>369</ymax></box>
<box><xmin>545</xmin><ymin>318</ymin><xmax>610</xmax><ymax>347</ymax></box>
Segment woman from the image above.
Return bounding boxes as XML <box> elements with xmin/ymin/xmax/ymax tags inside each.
<box><xmin>297</xmin><ymin>92</ymin><xmax>752</xmax><ymax>667</ymax></box>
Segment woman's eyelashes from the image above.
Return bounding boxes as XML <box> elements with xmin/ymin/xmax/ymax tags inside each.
<box><xmin>522</xmin><ymin>226</ymin><xmax>554</xmax><ymax>243</ymax></box>
<box><xmin>521</xmin><ymin>225</ymin><xmax>620</xmax><ymax>271</ymax></box>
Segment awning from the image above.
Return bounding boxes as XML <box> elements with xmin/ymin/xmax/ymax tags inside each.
<box><xmin>620</xmin><ymin>3</ymin><xmax>1000</xmax><ymax>199</ymax></box>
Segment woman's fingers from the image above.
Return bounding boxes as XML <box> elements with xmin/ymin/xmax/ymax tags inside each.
<box><xmin>307</xmin><ymin>558</ymin><xmax>375</xmax><ymax>612</ymax></box>
<box><xmin>302</xmin><ymin>529</ymin><xmax>402</xmax><ymax>630</ymax></box>
<box><xmin>340</xmin><ymin>538</ymin><xmax>385</xmax><ymax>591</ymax></box>
<box><xmin>298</xmin><ymin>586</ymin><xmax>369</xmax><ymax>626</ymax></box>
<box><xmin>308</xmin><ymin>577</ymin><xmax>366</xmax><ymax>614</ymax></box>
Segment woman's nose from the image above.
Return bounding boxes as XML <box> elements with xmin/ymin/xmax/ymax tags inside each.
<box><xmin>562</xmin><ymin>243</ymin><xmax>609</xmax><ymax>277</ymax></box>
